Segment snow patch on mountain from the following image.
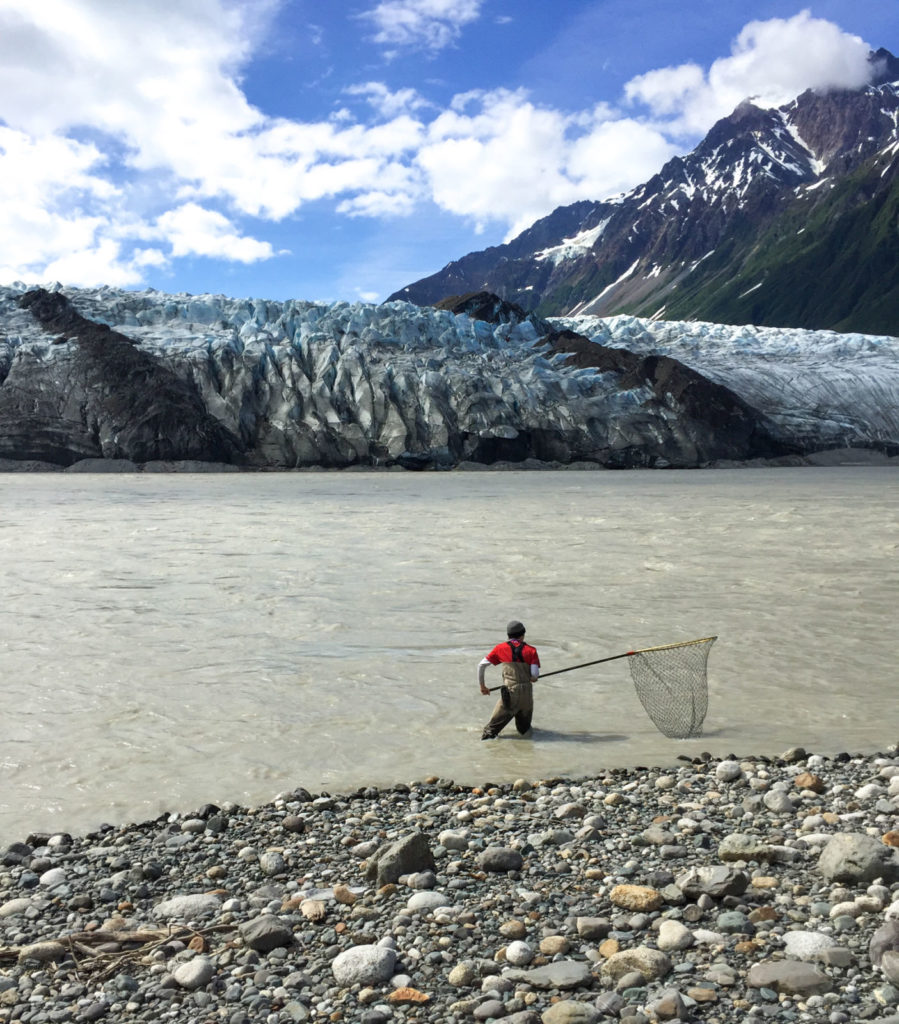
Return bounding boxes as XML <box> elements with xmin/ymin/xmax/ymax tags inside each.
<box><xmin>534</xmin><ymin>220</ymin><xmax>610</xmax><ymax>265</ymax></box>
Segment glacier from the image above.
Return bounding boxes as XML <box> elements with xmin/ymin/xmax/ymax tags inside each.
<box><xmin>0</xmin><ymin>282</ymin><xmax>896</xmax><ymax>471</ymax></box>
<box><xmin>552</xmin><ymin>313</ymin><xmax>899</xmax><ymax>452</ymax></box>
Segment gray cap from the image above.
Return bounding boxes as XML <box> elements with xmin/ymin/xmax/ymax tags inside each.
<box><xmin>506</xmin><ymin>620</ymin><xmax>526</xmax><ymax>637</ymax></box>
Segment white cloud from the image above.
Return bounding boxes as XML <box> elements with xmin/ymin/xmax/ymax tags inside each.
<box><xmin>0</xmin><ymin>125</ymin><xmax>131</xmax><ymax>283</ymax></box>
<box><xmin>156</xmin><ymin>204</ymin><xmax>278</xmax><ymax>263</ymax></box>
<box><xmin>42</xmin><ymin>240</ymin><xmax>148</xmax><ymax>288</ymax></box>
<box><xmin>417</xmin><ymin>89</ymin><xmax>677</xmax><ymax>237</ymax></box>
<box><xmin>343</xmin><ymin>82</ymin><xmax>431</xmax><ymax>119</ymax></box>
<box><xmin>360</xmin><ymin>0</ymin><xmax>483</xmax><ymax>53</ymax></box>
<box><xmin>625</xmin><ymin>9</ymin><xmax>873</xmax><ymax>133</ymax></box>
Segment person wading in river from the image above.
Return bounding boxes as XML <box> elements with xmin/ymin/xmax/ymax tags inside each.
<box><xmin>478</xmin><ymin>620</ymin><xmax>540</xmax><ymax>739</ymax></box>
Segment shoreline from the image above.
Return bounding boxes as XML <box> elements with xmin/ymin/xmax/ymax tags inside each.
<box><xmin>0</xmin><ymin>447</ymin><xmax>897</xmax><ymax>474</ymax></box>
<box><xmin>2</xmin><ymin>746</ymin><xmax>898</xmax><ymax>1023</ymax></box>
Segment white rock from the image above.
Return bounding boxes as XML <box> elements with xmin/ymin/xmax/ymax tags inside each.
<box><xmin>153</xmin><ymin>894</ymin><xmax>222</xmax><ymax>921</ymax></box>
<box><xmin>505</xmin><ymin>940</ymin><xmax>534</xmax><ymax>966</ymax></box>
<box><xmin>657</xmin><ymin>919</ymin><xmax>694</xmax><ymax>951</ymax></box>
<box><xmin>438</xmin><ymin>830</ymin><xmax>469</xmax><ymax>851</ymax></box>
<box><xmin>855</xmin><ymin>895</ymin><xmax>885</xmax><ymax>913</ymax></box>
<box><xmin>38</xmin><ymin>867</ymin><xmax>66</xmax><ymax>887</ymax></box>
<box><xmin>830</xmin><ymin>901</ymin><xmax>865</xmax><ymax>919</ymax></box>
<box><xmin>784</xmin><ymin>931</ymin><xmax>842</xmax><ymax>961</ymax></box>
<box><xmin>763</xmin><ymin>790</ymin><xmax>796</xmax><ymax>813</ymax></box>
<box><xmin>855</xmin><ymin>784</ymin><xmax>886</xmax><ymax>800</ymax></box>
<box><xmin>799</xmin><ymin>833</ymin><xmax>834</xmax><ymax>848</ymax></box>
<box><xmin>0</xmin><ymin>898</ymin><xmax>32</xmax><ymax>917</ymax></box>
<box><xmin>332</xmin><ymin>945</ymin><xmax>397</xmax><ymax>987</ymax></box>
<box><xmin>715</xmin><ymin>761</ymin><xmax>743</xmax><ymax>782</ymax></box>
<box><xmin>406</xmin><ymin>891</ymin><xmax>451</xmax><ymax>913</ymax></box>
<box><xmin>172</xmin><ymin>957</ymin><xmax>214</xmax><ymax>989</ymax></box>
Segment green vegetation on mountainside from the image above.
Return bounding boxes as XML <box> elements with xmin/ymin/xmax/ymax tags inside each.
<box><xmin>648</xmin><ymin>160</ymin><xmax>899</xmax><ymax>335</ymax></box>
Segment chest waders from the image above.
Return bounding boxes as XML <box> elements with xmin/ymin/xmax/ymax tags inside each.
<box><xmin>481</xmin><ymin>641</ymin><xmax>534</xmax><ymax>739</ymax></box>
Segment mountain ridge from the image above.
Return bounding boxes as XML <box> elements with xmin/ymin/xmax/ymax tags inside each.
<box><xmin>388</xmin><ymin>50</ymin><xmax>899</xmax><ymax>335</ymax></box>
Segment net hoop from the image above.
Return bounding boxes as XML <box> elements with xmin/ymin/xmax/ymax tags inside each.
<box><xmin>630</xmin><ymin>635</ymin><xmax>717</xmax><ymax>655</ymax></box>
<box><xmin>628</xmin><ymin>635</ymin><xmax>715</xmax><ymax>739</ymax></box>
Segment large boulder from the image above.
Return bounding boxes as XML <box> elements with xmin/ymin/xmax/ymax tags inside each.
<box><xmin>365</xmin><ymin>832</ymin><xmax>435</xmax><ymax>888</ymax></box>
<box><xmin>871</xmin><ymin>921</ymin><xmax>899</xmax><ymax>967</ymax></box>
<box><xmin>600</xmin><ymin>946</ymin><xmax>672</xmax><ymax>983</ymax></box>
<box><xmin>675</xmin><ymin>865</ymin><xmax>749</xmax><ymax>899</ymax></box>
<box><xmin>502</xmin><ymin>961</ymin><xmax>593</xmax><ymax>990</ymax></box>
<box><xmin>238</xmin><ymin>915</ymin><xmax>295</xmax><ymax>952</ymax></box>
<box><xmin>747</xmin><ymin>960</ymin><xmax>832</xmax><ymax>997</ymax></box>
<box><xmin>817</xmin><ymin>833</ymin><xmax>899</xmax><ymax>884</ymax></box>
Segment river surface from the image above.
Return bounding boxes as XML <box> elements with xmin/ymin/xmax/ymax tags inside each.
<box><xmin>0</xmin><ymin>467</ymin><xmax>896</xmax><ymax>845</ymax></box>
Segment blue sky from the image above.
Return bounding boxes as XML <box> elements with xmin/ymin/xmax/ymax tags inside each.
<box><xmin>0</xmin><ymin>0</ymin><xmax>895</xmax><ymax>303</ymax></box>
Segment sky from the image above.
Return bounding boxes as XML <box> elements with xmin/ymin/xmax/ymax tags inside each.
<box><xmin>0</xmin><ymin>1</ymin><xmax>896</xmax><ymax>304</ymax></box>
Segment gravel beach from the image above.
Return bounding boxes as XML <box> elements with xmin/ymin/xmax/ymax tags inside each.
<box><xmin>2</xmin><ymin>746</ymin><xmax>899</xmax><ymax>1024</ymax></box>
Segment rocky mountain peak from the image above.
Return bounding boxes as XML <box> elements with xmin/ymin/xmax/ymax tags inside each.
<box><xmin>870</xmin><ymin>46</ymin><xmax>899</xmax><ymax>86</ymax></box>
<box><xmin>389</xmin><ymin>54</ymin><xmax>899</xmax><ymax>335</ymax></box>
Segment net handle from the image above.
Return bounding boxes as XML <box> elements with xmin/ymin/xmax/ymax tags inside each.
<box><xmin>487</xmin><ymin>649</ymin><xmax>630</xmax><ymax>691</ymax></box>
<box><xmin>538</xmin><ymin>635</ymin><xmax>717</xmax><ymax>681</ymax></box>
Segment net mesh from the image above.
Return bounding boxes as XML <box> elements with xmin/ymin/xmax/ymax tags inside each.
<box><xmin>628</xmin><ymin>636</ymin><xmax>715</xmax><ymax>739</ymax></box>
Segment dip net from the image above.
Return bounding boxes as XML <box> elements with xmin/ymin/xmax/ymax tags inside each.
<box><xmin>539</xmin><ymin>635</ymin><xmax>716</xmax><ymax>739</ymax></box>
<box><xmin>627</xmin><ymin>636</ymin><xmax>715</xmax><ymax>738</ymax></box>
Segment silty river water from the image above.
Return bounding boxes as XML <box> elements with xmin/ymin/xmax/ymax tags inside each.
<box><xmin>0</xmin><ymin>466</ymin><xmax>895</xmax><ymax>843</ymax></box>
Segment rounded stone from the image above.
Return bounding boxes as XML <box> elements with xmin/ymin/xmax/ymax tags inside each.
<box><xmin>448</xmin><ymin>962</ymin><xmax>477</xmax><ymax>987</ymax></box>
<box><xmin>258</xmin><ymin>851</ymin><xmax>287</xmax><ymax>876</ymax></box>
<box><xmin>541</xmin><ymin>1000</ymin><xmax>600</xmax><ymax>1023</ymax></box>
<box><xmin>716</xmin><ymin>761</ymin><xmax>743</xmax><ymax>782</ymax></box>
<box><xmin>500</xmin><ymin>920</ymin><xmax>528</xmax><ymax>940</ymax></box>
<box><xmin>172</xmin><ymin>957</ymin><xmax>214</xmax><ymax>990</ymax></box>
<box><xmin>332</xmin><ymin>945</ymin><xmax>397</xmax><ymax>987</ymax></box>
<box><xmin>406</xmin><ymin>891</ymin><xmax>451</xmax><ymax>913</ymax></box>
<box><xmin>153</xmin><ymin>894</ymin><xmax>222</xmax><ymax>921</ymax></box>
<box><xmin>477</xmin><ymin>847</ymin><xmax>524</xmax><ymax>872</ymax></box>
<box><xmin>506</xmin><ymin>940</ymin><xmax>535</xmax><ymax>966</ymax></box>
<box><xmin>609</xmin><ymin>885</ymin><xmax>663</xmax><ymax>912</ymax></box>
<box><xmin>657</xmin><ymin>919</ymin><xmax>694</xmax><ymax>951</ymax></box>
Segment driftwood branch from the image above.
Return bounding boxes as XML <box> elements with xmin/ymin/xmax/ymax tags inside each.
<box><xmin>3</xmin><ymin>924</ymin><xmax>236</xmax><ymax>981</ymax></box>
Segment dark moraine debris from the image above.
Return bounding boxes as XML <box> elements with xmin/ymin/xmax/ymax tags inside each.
<box><xmin>0</xmin><ymin>288</ymin><xmax>244</xmax><ymax>467</ymax></box>
<box><xmin>436</xmin><ymin>290</ymin><xmax>797</xmax><ymax>467</ymax></box>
